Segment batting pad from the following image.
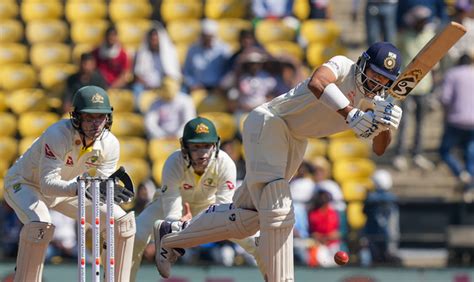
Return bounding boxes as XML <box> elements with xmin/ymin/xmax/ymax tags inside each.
<box><xmin>258</xmin><ymin>179</ymin><xmax>295</xmax><ymax>282</ymax></box>
<box><xmin>113</xmin><ymin>211</ymin><xmax>136</xmax><ymax>282</ymax></box>
<box><xmin>162</xmin><ymin>203</ymin><xmax>259</xmax><ymax>249</ymax></box>
<box><xmin>14</xmin><ymin>222</ymin><xmax>55</xmax><ymax>282</ymax></box>
<box><xmin>130</xmin><ymin>198</ymin><xmax>163</xmax><ymax>282</ymax></box>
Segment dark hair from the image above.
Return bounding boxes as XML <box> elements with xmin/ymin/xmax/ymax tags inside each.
<box><xmin>105</xmin><ymin>26</ymin><xmax>117</xmax><ymax>36</ymax></box>
<box><xmin>458</xmin><ymin>53</ymin><xmax>472</xmax><ymax>65</ymax></box>
<box><xmin>80</xmin><ymin>52</ymin><xmax>94</xmax><ymax>62</ymax></box>
<box><xmin>239</xmin><ymin>29</ymin><xmax>254</xmax><ymax>39</ymax></box>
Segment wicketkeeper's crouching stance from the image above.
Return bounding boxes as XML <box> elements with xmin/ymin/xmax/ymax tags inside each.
<box><xmin>154</xmin><ymin>42</ymin><xmax>404</xmax><ymax>281</ymax></box>
<box><xmin>3</xmin><ymin>86</ymin><xmax>136</xmax><ymax>282</ymax></box>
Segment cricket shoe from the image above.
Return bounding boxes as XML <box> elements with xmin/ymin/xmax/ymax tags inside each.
<box><xmin>153</xmin><ymin>220</ymin><xmax>185</xmax><ymax>278</ymax></box>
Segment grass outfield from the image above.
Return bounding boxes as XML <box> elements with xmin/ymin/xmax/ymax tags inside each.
<box><xmin>0</xmin><ymin>263</ymin><xmax>473</xmax><ymax>282</ymax></box>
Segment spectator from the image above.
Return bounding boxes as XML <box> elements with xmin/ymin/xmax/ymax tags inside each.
<box><xmin>64</xmin><ymin>52</ymin><xmax>107</xmax><ymax>113</ymax></box>
<box><xmin>447</xmin><ymin>0</ymin><xmax>474</xmax><ymax>67</ymax></box>
<box><xmin>92</xmin><ymin>26</ymin><xmax>132</xmax><ymax>88</ymax></box>
<box><xmin>393</xmin><ymin>5</ymin><xmax>436</xmax><ymax>171</ymax></box>
<box><xmin>133</xmin><ymin>180</ymin><xmax>156</xmax><ymax>215</ymax></box>
<box><xmin>183</xmin><ymin>19</ymin><xmax>231</xmax><ymax>93</ymax></box>
<box><xmin>307</xmin><ymin>189</ymin><xmax>341</xmax><ymax>267</ymax></box>
<box><xmin>228</xmin><ymin>49</ymin><xmax>277</xmax><ymax>113</ymax></box>
<box><xmin>439</xmin><ymin>54</ymin><xmax>474</xmax><ymax>196</ymax></box>
<box><xmin>220</xmin><ymin>138</ymin><xmax>246</xmax><ymax>184</ymax></box>
<box><xmin>352</xmin><ymin>0</ymin><xmax>398</xmax><ymax>45</ymax></box>
<box><xmin>252</xmin><ymin>0</ymin><xmax>294</xmax><ymax>19</ymax></box>
<box><xmin>362</xmin><ymin>169</ymin><xmax>401</xmax><ymax>265</ymax></box>
<box><xmin>132</xmin><ymin>23</ymin><xmax>181</xmax><ymax>103</ymax></box>
<box><xmin>0</xmin><ymin>201</ymin><xmax>21</xmax><ymax>259</ymax></box>
<box><xmin>144</xmin><ymin>77</ymin><xmax>196</xmax><ymax>140</ymax></box>
<box><xmin>309</xmin><ymin>0</ymin><xmax>332</xmax><ymax>19</ymax></box>
<box><xmin>226</xmin><ymin>29</ymin><xmax>262</xmax><ymax>74</ymax></box>
<box><xmin>396</xmin><ymin>0</ymin><xmax>448</xmax><ymax>30</ymax></box>
<box><xmin>270</xmin><ymin>54</ymin><xmax>308</xmax><ymax>97</ymax></box>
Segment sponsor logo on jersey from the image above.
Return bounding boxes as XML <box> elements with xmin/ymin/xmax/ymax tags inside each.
<box><xmin>203</xmin><ymin>178</ymin><xmax>216</xmax><ymax>188</ymax></box>
<box><xmin>12</xmin><ymin>183</ymin><xmax>22</xmax><ymax>193</ymax></box>
<box><xmin>195</xmin><ymin>123</ymin><xmax>209</xmax><ymax>134</ymax></box>
<box><xmin>226</xmin><ymin>181</ymin><xmax>235</xmax><ymax>190</ymax></box>
<box><xmin>44</xmin><ymin>144</ymin><xmax>56</xmax><ymax>159</ymax></box>
<box><xmin>85</xmin><ymin>155</ymin><xmax>99</xmax><ymax>166</ymax></box>
<box><xmin>183</xmin><ymin>184</ymin><xmax>193</xmax><ymax>190</ymax></box>
<box><xmin>66</xmin><ymin>156</ymin><xmax>74</xmax><ymax>166</ymax></box>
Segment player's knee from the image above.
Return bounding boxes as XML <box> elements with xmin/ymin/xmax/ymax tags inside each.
<box><xmin>21</xmin><ymin>221</ymin><xmax>55</xmax><ymax>243</ymax></box>
<box><xmin>258</xmin><ymin>179</ymin><xmax>295</xmax><ymax>230</ymax></box>
<box><xmin>228</xmin><ymin>209</ymin><xmax>259</xmax><ymax>239</ymax></box>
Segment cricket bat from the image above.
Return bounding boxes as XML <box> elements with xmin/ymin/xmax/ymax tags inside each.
<box><xmin>389</xmin><ymin>21</ymin><xmax>466</xmax><ymax>100</ymax></box>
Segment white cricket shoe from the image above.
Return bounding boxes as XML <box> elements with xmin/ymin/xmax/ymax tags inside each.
<box><xmin>153</xmin><ymin>220</ymin><xmax>184</xmax><ymax>278</ymax></box>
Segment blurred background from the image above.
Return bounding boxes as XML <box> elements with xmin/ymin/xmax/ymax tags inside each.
<box><xmin>0</xmin><ymin>0</ymin><xmax>473</xmax><ymax>281</ymax></box>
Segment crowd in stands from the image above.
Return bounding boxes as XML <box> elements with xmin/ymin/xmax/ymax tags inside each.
<box><xmin>0</xmin><ymin>0</ymin><xmax>473</xmax><ymax>271</ymax></box>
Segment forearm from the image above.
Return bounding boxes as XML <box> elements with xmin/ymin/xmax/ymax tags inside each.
<box><xmin>372</xmin><ymin>129</ymin><xmax>391</xmax><ymax>156</ymax></box>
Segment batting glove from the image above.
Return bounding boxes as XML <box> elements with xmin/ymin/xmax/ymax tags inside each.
<box><xmin>373</xmin><ymin>96</ymin><xmax>403</xmax><ymax>131</ymax></box>
<box><xmin>346</xmin><ymin>108</ymin><xmax>385</xmax><ymax>139</ymax></box>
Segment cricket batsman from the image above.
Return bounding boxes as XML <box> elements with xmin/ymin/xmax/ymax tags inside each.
<box><xmin>3</xmin><ymin>86</ymin><xmax>136</xmax><ymax>281</ymax></box>
<box><xmin>153</xmin><ymin>42</ymin><xmax>404</xmax><ymax>281</ymax></box>
<box><xmin>131</xmin><ymin>117</ymin><xmax>260</xmax><ymax>280</ymax></box>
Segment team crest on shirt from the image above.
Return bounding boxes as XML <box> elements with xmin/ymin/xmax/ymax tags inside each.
<box><xmin>66</xmin><ymin>156</ymin><xmax>74</xmax><ymax>166</ymax></box>
<box><xmin>195</xmin><ymin>123</ymin><xmax>209</xmax><ymax>134</ymax></box>
<box><xmin>91</xmin><ymin>93</ymin><xmax>104</xmax><ymax>104</ymax></box>
<box><xmin>183</xmin><ymin>183</ymin><xmax>193</xmax><ymax>190</ymax></box>
<box><xmin>203</xmin><ymin>178</ymin><xmax>216</xmax><ymax>188</ymax></box>
<box><xmin>44</xmin><ymin>144</ymin><xmax>56</xmax><ymax>159</ymax></box>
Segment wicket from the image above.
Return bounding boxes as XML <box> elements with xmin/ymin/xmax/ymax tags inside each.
<box><xmin>77</xmin><ymin>178</ymin><xmax>115</xmax><ymax>282</ymax></box>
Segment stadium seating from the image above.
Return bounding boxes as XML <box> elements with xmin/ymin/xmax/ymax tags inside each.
<box><xmin>0</xmin><ymin>92</ymin><xmax>7</xmax><ymax>112</ymax></box>
<box><xmin>109</xmin><ymin>0</ymin><xmax>152</xmax><ymax>22</ymax></box>
<box><xmin>175</xmin><ymin>43</ymin><xmax>190</xmax><ymax>67</ymax></box>
<box><xmin>119</xmin><ymin>136</ymin><xmax>148</xmax><ymax>160</ymax></box>
<box><xmin>340</xmin><ymin>178</ymin><xmax>374</xmax><ymax>201</ymax></box>
<box><xmin>200</xmin><ymin>112</ymin><xmax>237</xmax><ymax>142</ymax></box>
<box><xmin>160</xmin><ymin>0</ymin><xmax>202</xmax><ymax>23</ymax></box>
<box><xmin>18</xmin><ymin>112</ymin><xmax>59</xmax><ymax>138</ymax></box>
<box><xmin>167</xmin><ymin>19</ymin><xmax>201</xmax><ymax>45</ymax></box>
<box><xmin>205</xmin><ymin>0</ymin><xmax>247</xmax><ymax>19</ymax></box>
<box><xmin>108</xmin><ymin>89</ymin><xmax>135</xmax><ymax>112</ymax></box>
<box><xmin>137</xmin><ymin>90</ymin><xmax>160</xmax><ymax>113</ymax></box>
<box><xmin>327</xmin><ymin>138</ymin><xmax>371</xmax><ymax>161</ymax></box>
<box><xmin>196</xmin><ymin>93</ymin><xmax>228</xmax><ymax>114</ymax></box>
<box><xmin>303</xmin><ymin>138</ymin><xmax>328</xmax><ymax>161</ymax></box>
<box><xmin>118</xmin><ymin>158</ymin><xmax>150</xmax><ymax>186</ymax></box>
<box><xmin>72</xmin><ymin>44</ymin><xmax>95</xmax><ymax>63</ymax></box>
<box><xmin>0</xmin><ymin>19</ymin><xmax>24</xmax><ymax>43</ymax></box>
<box><xmin>216</xmin><ymin>18</ymin><xmax>252</xmax><ymax>45</ymax></box>
<box><xmin>292</xmin><ymin>0</ymin><xmax>310</xmax><ymax>20</ymax></box>
<box><xmin>0</xmin><ymin>137</ymin><xmax>18</xmax><ymax>164</ymax></box>
<box><xmin>0</xmin><ymin>0</ymin><xmax>18</xmax><ymax>20</ymax></box>
<box><xmin>0</xmin><ymin>43</ymin><xmax>28</xmax><ymax>65</ymax></box>
<box><xmin>0</xmin><ymin>64</ymin><xmax>37</xmax><ymax>91</ymax></box>
<box><xmin>70</xmin><ymin>20</ymin><xmax>109</xmax><ymax>45</ymax></box>
<box><xmin>148</xmin><ymin>138</ymin><xmax>180</xmax><ymax>162</ymax></box>
<box><xmin>65</xmin><ymin>0</ymin><xmax>107</xmax><ymax>23</ymax></box>
<box><xmin>300</xmin><ymin>19</ymin><xmax>342</xmax><ymax>45</ymax></box>
<box><xmin>328</xmin><ymin>130</ymin><xmax>357</xmax><ymax>140</ymax></box>
<box><xmin>0</xmin><ymin>161</ymin><xmax>9</xmax><ymax>179</ymax></box>
<box><xmin>332</xmin><ymin>158</ymin><xmax>376</xmax><ymax>184</ymax></box>
<box><xmin>152</xmin><ymin>158</ymin><xmax>166</xmax><ymax>185</ymax></box>
<box><xmin>347</xmin><ymin>201</ymin><xmax>367</xmax><ymax>230</ymax></box>
<box><xmin>39</xmin><ymin>63</ymin><xmax>78</xmax><ymax>94</ymax></box>
<box><xmin>116</xmin><ymin>19</ymin><xmax>152</xmax><ymax>52</ymax></box>
<box><xmin>111</xmin><ymin>112</ymin><xmax>145</xmax><ymax>137</ymax></box>
<box><xmin>21</xmin><ymin>1</ymin><xmax>63</xmax><ymax>22</ymax></box>
<box><xmin>255</xmin><ymin>19</ymin><xmax>296</xmax><ymax>44</ymax></box>
<box><xmin>26</xmin><ymin>19</ymin><xmax>68</xmax><ymax>44</ymax></box>
<box><xmin>0</xmin><ymin>112</ymin><xmax>17</xmax><ymax>137</ymax></box>
<box><xmin>18</xmin><ymin>136</ymin><xmax>38</xmax><ymax>155</ymax></box>
<box><xmin>30</xmin><ymin>43</ymin><xmax>71</xmax><ymax>69</ymax></box>
<box><xmin>265</xmin><ymin>41</ymin><xmax>305</xmax><ymax>61</ymax></box>
<box><xmin>307</xmin><ymin>42</ymin><xmax>347</xmax><ymax>68</ymax></box>
<box><xmin>6</xmin><ymin>88</ymin><xmax>49</xmax><ymax>115</ymax></box>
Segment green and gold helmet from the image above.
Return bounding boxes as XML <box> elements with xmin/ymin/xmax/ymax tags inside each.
<box><xmin>182</xmin><ymin>117</ymin><xmax>219</xmax><ymax>144</ymax></box>
<box><xmin>72</xmin><ymin>85</ymin><xmax>113</xmax><ymax>114</ymax></box>
<box><xmin>70</xmin><ymin>85</ymin><xmax>113</xmax><ymax>131</ymax></box>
